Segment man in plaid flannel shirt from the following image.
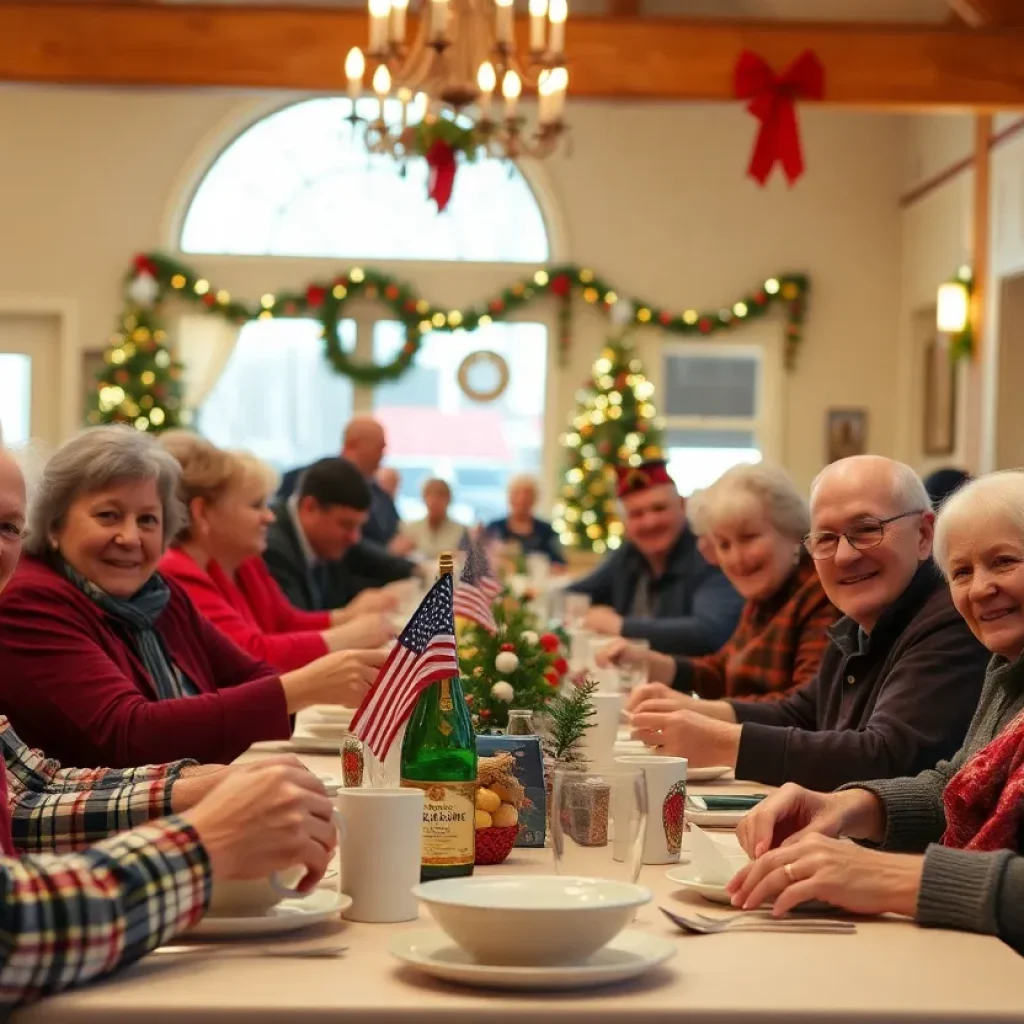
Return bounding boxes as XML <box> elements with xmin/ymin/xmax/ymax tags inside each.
<box><xmin>0</xmin><ymin>448</ymin><xmax>336</xmax><ymax>1006</ymax></box>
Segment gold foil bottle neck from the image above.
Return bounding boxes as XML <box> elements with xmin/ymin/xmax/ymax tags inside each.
<box><xmin>438</xmin><ymin>551</ymin><xmax>454</xmax><ymax>577</ymax></box>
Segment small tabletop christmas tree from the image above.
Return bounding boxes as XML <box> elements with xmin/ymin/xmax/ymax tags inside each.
<box><xmin>542</xmin><ymin>679</ymin><xmax>598</xmax><ymax>770</ymax></box>
<box><xmin>460</xmin><ymin>593</ymin><xmax>568</xmax><ymax>733</ymax></box>
<box><xmin>554</xmin><ymin>325</ymin><xmax>664</xmax><ymax>555</ymax></box>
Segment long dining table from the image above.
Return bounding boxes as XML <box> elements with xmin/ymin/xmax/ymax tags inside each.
<box><xmin>14</xmin><ymin>744</ymin><xmax>1024</xmax><ymax>1024</ymax></box>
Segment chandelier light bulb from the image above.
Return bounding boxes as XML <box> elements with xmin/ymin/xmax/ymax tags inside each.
<box><xmin>368</xmin><ymin>0</ymin><xmax>392</xmax><ymax>53</ymax></box>
<box><xmin>548</xmin><ymin>0</ymin><xmax>567</xmax><ymax>55</ymax></box>
<box><xmin>495</xmin><ymin>0</ymin><xmax>514</xmax><ymax>45</ymax></box>
<box><xmin>528</xmin><ymin>0</ymin><xmax>548</xmax><ymax>52</ymax></box>
<box><xmin>345</xmin><ymin>47</ymin><xmax>366</xmax><ymax>100</ymax></box>
<box><xmin>478</xmin><ymin>62</ymin><xmax>497</xmax><ymax>116</ymax></box>
<box><xmin>372</xmin><ymin>63</ymin><xmax>392</xmax><ymax>97</ymax></box>
<box><xmin>391</xmin><ymin>0</ymin><xmax>409</xmax><ymax>43</ymax></box>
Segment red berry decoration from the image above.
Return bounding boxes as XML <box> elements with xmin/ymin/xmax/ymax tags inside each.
<box><xmin>480</xmin><ymin>709</ymin><xmax>492</xmax><ymax>719</ymax></box>
<box><xmin>659</xmin><ymin>311</ymin><xmax>672</xmax><ymax>326</ymax></box>
<box><xmin>550</xmin><ymin>274</ymin><xmax>571</xmax><ymax>298</ymax></box>
<box><xmin>544</xmin><ymin>670</ymin><xmax>560</xmax><ymax>687</ymax></box>
<box><xmin>662</xmin><ymin>781</ymin><xmax>686</xmax><ymax>856</ymax></box>
<box><xmin>385</xmin><ymin>284</ymin><xmax>400</xmax><ymax>300</ymax></box>
<box><xmin>500</xmin><ymin>642</ymin><xmax>516</xmax><ymax>652</ymax></box>
<box><xmin>698</xmin><ymin>318</ymin><xmax>712</xmax><ymax>334</ymax></box>
<box><xmin>202</xmin><ymin>293</ymin><xmax>217</xmax><ymax>308</ymax></box>
<box><xmin>553</xmin><ymin>657</ymin><xmax>569</xmax><ymax>677</ymax></box>
<box><xmin>132</xmin><ymin>254</ymin><xmax>157</xmax><ymax>277</ymax></box>
<box><xmin>306</xmin><ymin>285</ymin><xmax>327</xmax><ymax>308</ymax></box>
<box><xmin>539</xmin><ymin>633</ymin><xmax>560</xmax><ymax>653</ymax></box>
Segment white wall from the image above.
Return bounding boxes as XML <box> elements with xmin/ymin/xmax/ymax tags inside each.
<box><xmin>0</xmin><ymin>87</ymin><xmax>906</xmax><ymax>492</ymax></box>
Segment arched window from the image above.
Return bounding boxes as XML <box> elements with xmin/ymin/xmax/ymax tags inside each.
<box><xmin>180</xmin><ymin>98</ymin><xmax>553</xmax><ymax>524</ymax></box>
<box><xmin>181</xmin><ymin>97</ymin><xmax>549</xmax><ymax>263</ymax></box>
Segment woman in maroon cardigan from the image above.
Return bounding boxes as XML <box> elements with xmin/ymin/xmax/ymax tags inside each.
<box><xmin>0</xmin><ymin>427</ymin><xmax>385</xmax><ymax>768</ymax></box>
<box><xmin>157</xmin><ymin>433</ymin><xmax>395</xmax><ymax>673</ymax></box>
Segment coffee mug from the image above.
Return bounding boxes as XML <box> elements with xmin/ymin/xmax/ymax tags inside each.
<box><xmin>614</xmin><ymin>755</ymin><xmax>687</xmax><ymax>864</ymax></box>
<box><xmin>337</xmin><ymin>787</ymin><xmax>424</xmax><ymax>923</ymax></box>
<box><xmin>207</xmin><ymin>809</ymin><xmax>345</xmax><ymax>918</ymax></box>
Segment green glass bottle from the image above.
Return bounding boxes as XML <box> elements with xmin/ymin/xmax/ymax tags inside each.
<box><xmin>400</xmin><ymin>552</ymin><xmax>478</xmax><ymax>882</ymax></box>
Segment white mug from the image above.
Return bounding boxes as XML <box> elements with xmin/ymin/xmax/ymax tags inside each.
<box><xmin>208</xmin><ymin>809</ymin><xmax>345</xmax><ymax>917</ymax></box>
<box><xmin>337</xmin><ymin>787</ymin><xmax>424</xmax><ymax>923</ymax></box>
<box><xmin>614</xmin><ymin>755</ymin><xmax>688</xmax><ymax>864</ymax></box>
<box><xmin>580</xmin><ymin>692</ymin><xmax>626</xmax><ymax>770</ymax></box>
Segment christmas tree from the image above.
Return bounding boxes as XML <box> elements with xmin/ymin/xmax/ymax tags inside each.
<box><xmin>459</xmin><ymin>593</ymin><xmax>569</xmax><ymax>733</ymax></box>
<box><xmin>554</xmin><ymin>330</ymin><xmax>663</xmax><ymax>554</ymax></box>
<box><xmin>86</xmin><ymin>255</ymin><xmax>187</xmax><ymax>433</ymax></box>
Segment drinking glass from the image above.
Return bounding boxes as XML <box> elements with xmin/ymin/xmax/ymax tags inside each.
<box><xmin>506</xmin><ymin>709</ymin><xmax>536</xmax><ymax>736</ymax></box>
<box><xmin>616</xmin><ymin>638</ymin><xmax>650</xmax><ymax>693</ymax></box>
<box><xmin>551</xmin><ymin>767</ymin><xmax>647</xmax><ymax>883</ymax></box>
<box><xmin>563</xmin><ymin>592</ymin><xmax>591</xmax><ymax>629</ymax></box>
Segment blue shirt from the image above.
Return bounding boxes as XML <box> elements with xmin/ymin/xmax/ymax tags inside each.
<box><xmin>485</xmin><ymin>517</ymin><xmax>566</xmax><ymax>566</ymax></box>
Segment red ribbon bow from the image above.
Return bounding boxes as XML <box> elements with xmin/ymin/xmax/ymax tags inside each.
<box><xmin>425</xmin><ymin>139</ymin><xmax>458</xmax><ymax>213</ymax></box>
<box><xmin>734</xmin><ymin>49</ymin><xmax>824</xmax><ymax>186</ymax></box>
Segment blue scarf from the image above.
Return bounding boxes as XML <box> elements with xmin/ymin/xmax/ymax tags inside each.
<box><xmin>58</xmin><ymin>558</ymin><xmax>192</xmax><ymax>701</ymax></box>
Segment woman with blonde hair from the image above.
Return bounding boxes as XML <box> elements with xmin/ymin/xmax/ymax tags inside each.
<box><xmin>0</xmin><ymin>426</ymin><xmax>385</xmax><ymax>768</ymax></box>
<box><xmin>158</xmin><ymin>432</ymin><xmax>393</xmax><ymax>672</ymax></box>
<box><xmin>727</xmin><ymin>470</ymin><xmax>1024</xmax><ymax>953</ymax></box>
<box><xmin>601</xmin><ymin>461</ymin><xmax>838</xmax><ymax>701</ymax></box>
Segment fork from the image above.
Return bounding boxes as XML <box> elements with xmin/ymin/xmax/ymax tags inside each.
<box><xmin>660</xmin><ymin>907</ymin><xmax>855</xmax><ymax>935</ymax></box>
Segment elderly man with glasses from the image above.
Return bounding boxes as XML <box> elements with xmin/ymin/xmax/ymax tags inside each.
<box><xmin>627</xmin><ymin>455</ymin><xmax>988</xmax><ymax>790</ymax></box>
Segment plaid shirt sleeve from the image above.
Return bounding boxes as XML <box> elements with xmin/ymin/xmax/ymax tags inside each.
<box><xmin>0</xmin><ymin>816</ymin><xmax>211</xmax><ymax>1007</ymax></box>
<box><xmin>0</xmin><ymin>720</ymin><xmax>196</xmax><ymax>854</ymax></box>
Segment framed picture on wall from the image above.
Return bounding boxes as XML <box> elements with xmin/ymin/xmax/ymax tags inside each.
<box><xmin>826</xmin><ymin>408</ymin><xmax>868</xmax><ymax>464</ymax></box>
<box><xmin>923</xmin><ymin>338</ymin><xmax>956</xmax><ymax>456</ymax></box>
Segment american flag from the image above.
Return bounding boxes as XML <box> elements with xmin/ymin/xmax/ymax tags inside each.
<box><xmin>454</xmin><ymin>535</ymin><xmax>502</xmax><ymax>633</ymax></box>
<box><xmin>349</xmin><ymin>572</ymin><xmax>460</xmax><ymax>760</ymax></box>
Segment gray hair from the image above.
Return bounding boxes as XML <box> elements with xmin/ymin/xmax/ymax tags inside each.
<box><xmin>810</xmin><ymin>456</ymin><xmax>932</xmax><ymax>517</ymax></box>
<box><xmin>24</xmin><ymin>426</ymin><xmax>185</xmax><ymax>555</ymax></box>
<box><xmin>508</xmin><ymin>474</ymin><xmax>539</xmax><ymax>496</ymax></box>
<box><xmin>933</xmin><ymin>470</ymin><xmax>1024</xmax><ymax>577</ymax></box>
<box><xmin>697</xmin><ymin>462</ymin><xmax>810</xmax><ymax>541</ymax></box>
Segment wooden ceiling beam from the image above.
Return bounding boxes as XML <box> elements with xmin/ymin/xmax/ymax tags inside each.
<box><xmin>948</xmin><ymin>0</ymin><xmax>1024</xmax><ymax>27</ymax></box>
<box><xmin>5</xmin><ymin>4</ymin><xmax>1024</xmax><ymax>109</ymax></box>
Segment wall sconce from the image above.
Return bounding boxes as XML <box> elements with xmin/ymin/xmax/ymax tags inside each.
<box><xmin>937</xmin><ymin>266</ymin><xmax>972</xmax><ymax>333</ymax></box>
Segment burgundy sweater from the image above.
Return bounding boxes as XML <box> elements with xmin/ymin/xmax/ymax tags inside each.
<box><xmin>0</xmin><ymin>555</ymin><xmax>292</xmax><ymax>768</ymax></box>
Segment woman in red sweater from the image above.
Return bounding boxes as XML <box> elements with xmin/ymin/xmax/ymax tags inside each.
<box><xmin>157</xmin><ymin>434</ymin><xmax>394</xmax><ymax>673</ymax></box>
<box><xmin>0</xmin><ymin>427</ymin><xmax>386</xmax><ymax>768</ymax></box>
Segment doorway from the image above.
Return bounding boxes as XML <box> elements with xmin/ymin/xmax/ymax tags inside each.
<box><xmin>0</xmin><ymin>314</ymin><xmax>61</xmax><ymax>447</ymax></box>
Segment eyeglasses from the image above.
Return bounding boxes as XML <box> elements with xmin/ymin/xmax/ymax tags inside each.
<box><xmin>803</xmin><ymin>510</ymin><xmax>924</xmax><ymax>561</ymax></box>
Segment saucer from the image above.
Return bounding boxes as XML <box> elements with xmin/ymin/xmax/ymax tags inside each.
<box><xmin>687</xmin><ymin>808</ymin><xmax>747</xmax><ymax>828</ymax></box>
<box><xmin>390</xmin><ymin>928</ymin><xmax>675</xmax><ymax>991</ymax></box>
<box><xmin>686</xmin><ymin>766</ymin><xmax>733</xmax><ymax>782</ymax></box>
<box><xmin>310</xmin><ymin>705</ymin><xmax>355</xmax><ymax>726</ymax></box>
<box><xmin>193</xmin><ymin>889</ymin><xmax>351</xmax><ymax>937</ymax></box>
<box><xmin>303</xmin><ymin>721</ymin><xmax>352</xmax><ymax>740</ymax></box>
<box><xmin>664</xmin><ymin>868</ymin><xmax>734</xmax><ymax>905</ymax></box>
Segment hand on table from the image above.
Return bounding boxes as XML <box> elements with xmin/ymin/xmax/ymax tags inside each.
<box><xmin>734</xmin><ymin>782</ymin><xmax>887</xmax><ymax>860</ymax></box>
<box><xmin>347</xmin><ymin>588</ymin><xmax>400</xmax><ymax>616</ymax></box>
<box><xmin>583</xmin><ymin>605</ymin><xmax>624</xmax><ymax>636</ymax></box>
<box><xmin>629</xmin><ymin>705</ymin><xmax>740</xmax><ymax>767</ymax></box>
<box><xmin>725</xmin><ymin>833</ymin><xmax>924</xmax><ymax>918</ymax></box>
<box><xmin>323</xmin><ymin>613</ymin><xmax>396</xmax><ymax>652</ymax></box>
<box><xmin>625</xmin><ymin>682</ymin><xmax>701</xmax><ymax>714</ymax></box>
<box><xmin>171</xmin><ymin>755</ymin><xmax>309</xmax><ymax>813</ymax></box>
<box><xmin>595</xmin><ymin>639</ymin><xmax>676</xmax><ymax>685</ymax></box>
<box><xmin>184</xmin><ymin>761</ymin><xmax>337</xmax><ymax>891</ymax></box>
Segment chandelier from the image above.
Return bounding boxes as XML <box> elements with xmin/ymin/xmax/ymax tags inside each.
<box><xmin>343</xmin><ymin>0</ymin><xmax>569</xmax><ymax>190</ymax></box>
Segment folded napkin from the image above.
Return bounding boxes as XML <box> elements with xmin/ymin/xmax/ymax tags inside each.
<box><xmin>688</xmin><ymin>824</ymin><xmax>749</xmax><ymax>885</ymax></box>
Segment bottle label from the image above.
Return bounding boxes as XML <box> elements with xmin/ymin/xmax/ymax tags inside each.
<box><xmin>401</xmin><ymin>779</ymin><xmax>477</xmax><ymax>867</ymax></box>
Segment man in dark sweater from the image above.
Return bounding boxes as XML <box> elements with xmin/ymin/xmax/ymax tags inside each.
<box><xmin>629</xmin><ymin>456</ymin><xmax>987</xmax><ymax>790</ymax></box>
<box><xmin>568</xmin><ymin>460</ymin><xmax>744</xmax><ymax>655</ymax></box>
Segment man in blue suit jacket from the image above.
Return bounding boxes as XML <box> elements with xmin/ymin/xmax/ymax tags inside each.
<box><xmin>569</xmin><ymin>460</ymin><xmax>743</xmax><ymax>656</ymax></box>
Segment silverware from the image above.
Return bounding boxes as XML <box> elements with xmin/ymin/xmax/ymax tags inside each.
<box><xmin>155</xmin><ymin>943</ymin><xmax>349</xmax><ymax>959</ymax></box>
<box><xmin>660</xmin><ymin>907</ymin><xmax>855</xmax><ymax>935</ymax></box>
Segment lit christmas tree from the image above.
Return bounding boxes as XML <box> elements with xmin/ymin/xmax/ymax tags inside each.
<box><xmin>553</xmin><ymin>328</ymin><xmax>663</xmax><ymax>554</ymax></box>
<box><xmin>87</xmin><ymin>255</ymin><xmax>187</xmax><ymax>433</ymax></box>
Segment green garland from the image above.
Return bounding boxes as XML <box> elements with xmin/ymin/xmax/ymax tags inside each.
<box><xmin>119</xmin><ymin>252</ymin><xmax>810</xmax><ymax>388</ymax></box>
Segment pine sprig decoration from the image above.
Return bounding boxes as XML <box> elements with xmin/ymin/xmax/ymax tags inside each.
<box><xmin>553</xmin><ymin>332</ymin><xmax>663</xmax><ymax>554</ymax></box>
<box><xmin>542</xmin><ymin>679</ymin><xmax>598</xmax><ymax>767</ymax></box>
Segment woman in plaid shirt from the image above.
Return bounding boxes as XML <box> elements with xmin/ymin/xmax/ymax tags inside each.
<box><xmin>602</xmin><ymin>462</ymin><xmax>838</xmax><ymax>701</ymax></box>
<box><xmin>0</xmin><ymin>449</ymin><xmax>337</xmax><ymax>1006</ymax></box>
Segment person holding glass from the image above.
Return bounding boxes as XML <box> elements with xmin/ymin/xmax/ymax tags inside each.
<box><xmin>624</xmin><ymin>456</ymin><xmax>988</xmax><ymax>790</ymax></box>
<box><xmin>598</xmin><ymin>463</ymin><xmax>839</xmax><ymax>701</ymax></box>
<box><xmin>727</xmin><ymin>470</ymin><xmax>1024</xmax><ymax>955</ymax></box>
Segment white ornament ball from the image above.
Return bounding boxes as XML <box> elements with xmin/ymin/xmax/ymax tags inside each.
<box><xmin>610</xmin><ymin>297</ymin><xmax>635</xmax><ymax>327</ymax></box>
<box><xmin>521</xmin><ymin>630</ymin><xmax>539</xmax><ymax>646</ymax></box>
<box><xmin>490</xmin><ymin>680</ymin><xmax>515</xmax><ymax>703</ymax></box>
<box><xmin>494</xmin><ymin>651</ymin><xmax>520</xmax><ymax>674</ymax></box>
<box><xmin>128</xmin><ymin>271</ymin><xmax>160</xmax><ymax>309</ymax></box>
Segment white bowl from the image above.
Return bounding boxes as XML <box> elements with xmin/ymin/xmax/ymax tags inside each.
<box><xmin>412</xmin><ymin>875</ymin><xmax>650</xmax><ymax>966</ymax></box>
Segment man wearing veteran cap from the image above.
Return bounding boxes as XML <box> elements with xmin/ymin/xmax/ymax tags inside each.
<box><xmin>567</xmin><ymin>459</ymin><xmax>743</xmax><ymax>655</ymax></box>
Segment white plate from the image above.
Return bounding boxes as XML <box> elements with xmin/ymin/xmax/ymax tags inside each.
<box><xmin>664</xmin><ymin>868</ymin><xmax>734</xmax><ymax>905</ymax></box>
<box><xmin>303</xmin><ymin>721</ymin><xmax>352</xmax><ymax>740</ymax></box>
<box><xmin>686</xmin><ymin>766</ymin><xmax>733</xmax><ymax>782</ymax></box>
<box><xmin>316</xmin><ymin>773</ymin><xmax>341</xmax><ymax>796</ymax></box>
<box><xmin>688</xmin><ymin>809</ymin><xmax>747</xmax><ymax>828</ymax></box>
<box><xmin>249</xmin><ymin>735</ymin><xmax>345</xmax><ymax>754</ymax></box>
<box><xmin>390</xmin><ymin>928</ymin><xmax>675</xmax><ymax>991</ymax></box>
<box><xmin>310</xmin><ymin>705</ymin><xmax>355</xmax><ymax>725</ymax></box>
<box><xmin>191</xmin><ymin>889</ymin><xmax>351</xmax><ymax>938</ymax></box>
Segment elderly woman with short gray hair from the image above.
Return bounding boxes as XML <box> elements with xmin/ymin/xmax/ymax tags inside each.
<box><xmin>726</xmin><ymin>470</ymin><xmax>1024</xmax><ymax>954</ymax></box>
<box><xmin>0</xmin><ymin>426</ymin><xmax>384</xmax><ymax>768</ymax></box>
<box><xmin>601</xmin><ymin>461</ymin><xmax>838</xmax><ymax>701</ymax></box>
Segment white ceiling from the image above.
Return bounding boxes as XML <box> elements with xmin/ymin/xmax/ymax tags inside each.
<box><xmin>85</xmin><ymin>0</ymin><xmax>953</xmax><ymax>20</ymax></box>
